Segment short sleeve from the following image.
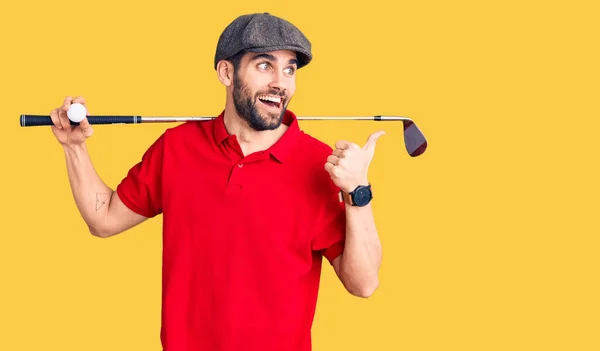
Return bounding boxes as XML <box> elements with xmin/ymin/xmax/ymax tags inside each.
<box><xmin>311</xmin><ymin>174</ymin><xmax>347</xmax><ymax>264</ymax></box>
<box><xmin>116</xmin><ymin>134</ymin><xmax>165</xmax><ymax>218</ymax></box>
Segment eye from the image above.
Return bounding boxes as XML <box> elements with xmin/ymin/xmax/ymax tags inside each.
<box><xmin>284</xmin><ymin>67</ymin><xmax>296</xmax><ymax>75</ymax></box>
<box><xmin>258</xmin><ymin>62</ymin><xmax>270</xmax><ymax>70</ymax></box>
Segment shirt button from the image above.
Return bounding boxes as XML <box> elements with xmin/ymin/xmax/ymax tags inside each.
<box><xmin>238</xmin><ymin>163</ymin><xmax>243</xmax><ymax>168</ymax></box>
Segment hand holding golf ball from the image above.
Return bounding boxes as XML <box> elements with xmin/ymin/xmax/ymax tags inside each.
<box><xmin>50</xmin><ymin>96</ymin><xmax>94</xmax><ymax>146</ymax></box>
<box><xmin>325</xmin><ymin>131</ymin><xmax>385</xmax><ymax>193</ymax></box>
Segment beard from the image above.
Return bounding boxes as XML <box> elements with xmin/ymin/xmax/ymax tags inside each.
<box><xmin>232</xmin><ymin>72</ymin><xmax>289</xmax><ymax>131</ymax></box>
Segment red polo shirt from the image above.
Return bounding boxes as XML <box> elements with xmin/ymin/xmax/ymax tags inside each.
<box><xmin>116</xmin><ymin>110</ymin><xmax>346</xmax><ymax>351</ymax></box>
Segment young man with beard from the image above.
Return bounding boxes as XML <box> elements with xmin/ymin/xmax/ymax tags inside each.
<box><xmin>49</xmin><ymin>12</ymin><xmax>384</xmax><ymax>351</ymax></box>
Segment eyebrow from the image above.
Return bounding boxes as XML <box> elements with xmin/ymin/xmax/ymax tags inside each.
<box><xmin>250</xmin><ymin>53</ymin><xmax>299</xmax><ymax>66</ymax></box>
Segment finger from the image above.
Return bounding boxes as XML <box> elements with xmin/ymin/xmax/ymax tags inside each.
<box><xmin>331</xmin><ymin>166</ymin><xmax>342</xmax><ymax>178</ymax></box>
<box><xmin>324</xmin><ymin>163</ymin><xmax>342</xmax><ymax>178</ymax></box>
<box><xmin>363</xmin><ymin>130</ymin><xmax>386</xmax><ymax>150</ymax></box>
<box><xmin>332</xmin><ymin>149</ymin><xmax>346</xmax><ymax>158</ymax></box>
<box><xmin>72</xmin><ymin>96</ymin><xmax>86</xmax><ymax>105</ymax></box>
<box><xmin>72</xmin><ymin>96</ymin><xmax>89</xmax><ymax>115</ymax></box>
<box><xmin>50</xmin><ymin>108</ymin><xmax>62</xmax><ymax>129</ymax></box>
<box><xmin>58</xmin><ymin>96</ymin><xmax>74</xmax><ymax>128</ymax></box>
<box><xmin>335</xmin><ymin>140</ymin><xmax>353</xmax><ymax>150</ymax></box>
<box><xmin>79</xmin><ymin>117</ymin><xmax>94</xmax><ymax>138</ymax></box>
<box><xmin>61</xmin><ymin>96</ymin><xmax>73</xmax><ymax>112</ymax></box>
<box><xmin>58</xmin><ymin>104</ymin><xmax>72</xmax><ymax>130</ymax></box>
<box><xmin>327</xmin><ymin>155</ymin><xmax>339</xmax><ymax>165</ymax></box>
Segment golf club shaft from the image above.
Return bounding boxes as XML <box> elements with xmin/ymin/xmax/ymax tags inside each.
<box><xmin>18</xmin><ymin>113</ymin><xmax>427</xmax><ymax>157</ymax></box>
<box><xmin>19</xmin><ymin>115</ymin><xmax>411</xmax><ymax>127</ymax></box>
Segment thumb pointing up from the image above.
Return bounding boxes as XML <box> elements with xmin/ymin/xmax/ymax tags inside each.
<box><xmin>363</xmin><ymin>130</ymin><xmax>386</xmax><ymax>153</ymax></box>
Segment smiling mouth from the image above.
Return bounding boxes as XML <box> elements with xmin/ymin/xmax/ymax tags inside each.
<box><xmin>257</xmin><ymin>95</ymin><xmax>282</xmax><ymax>109</ymax></box>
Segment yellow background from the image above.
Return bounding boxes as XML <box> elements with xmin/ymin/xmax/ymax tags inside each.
<box><xmin>1</xmin><ymin>0</ymin><xmax>598</xmax><ymax>350</ymax></box>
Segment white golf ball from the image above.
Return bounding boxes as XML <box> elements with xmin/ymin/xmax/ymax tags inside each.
<box><xmin>67</xmin><ymin>103</ymin><xmax>87</xmax><ymax>123</ymax></box>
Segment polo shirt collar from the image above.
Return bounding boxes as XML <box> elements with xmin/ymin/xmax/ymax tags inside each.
<box><xmin>213</xmin><ymin>109</ymin><xmax>300</xmax><ymax>163</ymax></box>
<box><xmin>213</xmin><ymin>110</ymin><xmax>231</xmax><ymax>145</ymax></box>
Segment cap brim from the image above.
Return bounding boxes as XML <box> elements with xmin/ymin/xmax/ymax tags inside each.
<box><xmin>245</xmin><ymin>46</ymin><xmax>312</xmax><ymax>68</ymax></box>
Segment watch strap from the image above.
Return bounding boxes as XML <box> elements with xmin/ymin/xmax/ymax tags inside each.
<box><xmin>341</xmin><ymin>190</ymin><xmax>354</xmax><ymax>205</ymax></box>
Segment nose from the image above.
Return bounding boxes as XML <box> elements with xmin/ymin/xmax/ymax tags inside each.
<box><xmin>268</xmin><ymin>70</ymin><xmax>288</xmax><ymax>93</ymax></box>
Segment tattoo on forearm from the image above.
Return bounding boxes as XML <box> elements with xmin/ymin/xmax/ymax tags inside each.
<box><xmin>96</xmin><ymin>193</ymin><xmax>110</xmax><ymax>211</ymax></box>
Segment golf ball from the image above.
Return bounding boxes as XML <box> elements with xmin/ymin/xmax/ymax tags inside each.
<box><xmin>67</xmin><ymin>103</ymin><xmax>87</xmax><ymax>123</ymax></box>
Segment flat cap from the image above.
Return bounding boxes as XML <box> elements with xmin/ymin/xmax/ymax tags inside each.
<box><xmin>214</xmin><ymin>13</ymin><xmax>312</xmax><ymax>70</ymax></box>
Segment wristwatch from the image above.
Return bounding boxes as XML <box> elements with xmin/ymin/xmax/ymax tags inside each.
<box><xmin>341</xmin><ymin>184</ymin><xmax>373</xmax><ymax>207</ymax></box>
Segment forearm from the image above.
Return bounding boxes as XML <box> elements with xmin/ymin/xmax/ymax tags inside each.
<box><xmin>63</xmin><ymin>143</ymin><xmax>114</xmax><ymax>236</ymax></box>
<box><xmin>339</xmin><ymin>203</ymin><xmax>382</xmax><ymax>297</ymax></box>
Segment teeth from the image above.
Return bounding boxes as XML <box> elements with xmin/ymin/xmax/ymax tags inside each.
<box><xmin>258</xmin><ymin>95</ymin><xmax>281</xmax><ymax>104</ymax></box>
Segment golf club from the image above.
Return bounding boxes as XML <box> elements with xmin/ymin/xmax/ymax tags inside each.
<box><xmin>19</xmin><ymin>113</ymin><xmax>428</xmax><ymax>157</ymax></box>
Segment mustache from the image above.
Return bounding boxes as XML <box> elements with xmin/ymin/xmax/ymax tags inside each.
<box><xmin>256</xmin><ymin>90</ymin><xmax>286</xmax><ymax>98</ymax></box>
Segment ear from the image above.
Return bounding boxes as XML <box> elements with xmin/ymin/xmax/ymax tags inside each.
<box><xmin>216</xmin><ymin>60</ymin><xmax>234</xmax><ymax>87</ymax></box>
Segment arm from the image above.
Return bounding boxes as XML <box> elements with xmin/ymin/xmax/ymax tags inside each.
<box><xmin>331</xmin><ymin>203</ymin><xmax>381</xmax><ymax>298</ymax></box>
<box><xmin>51</xmin><ymin>96</ymin><xmax>148</xmax><ymax>238</ymax></box>
<box><xmin>324</xmin><ymin>131</ymin><xmax>386</xmax><ymax>298</ymax></box>
<box><xmin>63</xmin><ymin>143</ymin><xmax>148</xmax><ymax>238</ymax></box>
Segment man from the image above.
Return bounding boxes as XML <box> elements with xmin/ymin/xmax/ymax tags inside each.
<box><xmin>49</xmin><ymin>12</ymin><xmax>383</xmax><ymax>351</ymax></box>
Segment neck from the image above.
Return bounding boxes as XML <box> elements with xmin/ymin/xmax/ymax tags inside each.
<box><xmin>223</xmin><ymin>100</ymin><xmax>288</xmax><ymax>156</ymax></box>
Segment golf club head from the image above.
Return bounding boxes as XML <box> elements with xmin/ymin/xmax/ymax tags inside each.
<box><xmin>403</xmin><ymin>120</ymin><xmax>427</xmax><ymax>157</ymax></box>
<box><xmin>376</xmin><ymin>116</ymin><xmax>427</xmax><ymax>157</ymax></box>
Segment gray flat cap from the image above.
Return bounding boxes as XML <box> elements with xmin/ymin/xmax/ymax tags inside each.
<box><xmin>214</xmin><ymin>13</ymin><xmax>312</xmax><ymax>70</ymax></box>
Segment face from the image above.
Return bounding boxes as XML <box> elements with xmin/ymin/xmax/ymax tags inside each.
<box><xmin>231</xmin><ymin>50</ymin><xmax>298</xmax><ymax>131</ymax></box>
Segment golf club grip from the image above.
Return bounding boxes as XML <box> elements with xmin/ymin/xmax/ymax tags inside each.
<box><xmin>20</xmin><ymin>115</ymin><xmax>141</xmax><ymax>127</ymax></box>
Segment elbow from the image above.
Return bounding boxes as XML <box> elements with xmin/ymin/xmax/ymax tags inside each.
<box><xmin>88</xmin><ymin>224</ymin><xmax>115</xmax><ymax>238</ymax></box>
<box><xmin>354</xmin><ymin>279</ymin><xmax>380</xmax><ymax>298</ymax></box>
<box><xmin>345</xmin><ymin>277</ymin><xmax>380</xmax><ymax>298</ymax></box>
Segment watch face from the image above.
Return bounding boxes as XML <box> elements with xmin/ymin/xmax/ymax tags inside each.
<box><xmin>353</xmin><ymin>186</ymin><xmax>372</xmax><ymax>206</ymax></box>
